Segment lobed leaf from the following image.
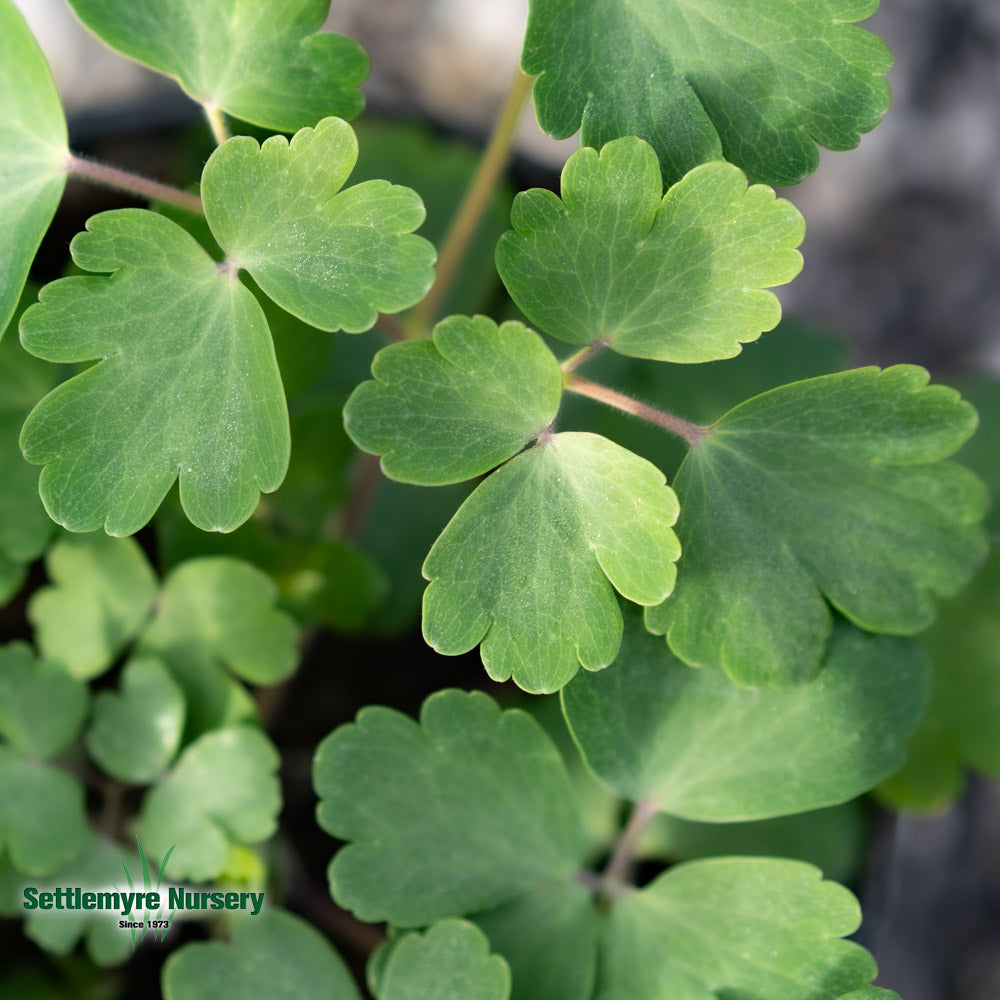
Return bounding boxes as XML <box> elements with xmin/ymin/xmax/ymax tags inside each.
<box><xmin>497</xmin><ymin>140</ymin><xmax>803</xmax><ymax>362</ymax></box>
<box><xmin>66</xmin><ymin>0</ymin><xmax>368</xmax><ymax>131</ymax></box>
<box><xmin>202</xmin><ymin>117</ymin><xmax>436</xmax><ymax>332</ymax></box>
<box><xmin>345</xmin><ymin>316</ymin><xmax>562</xmax><ymax>484</ymax></box>
<box><xmin>523</xmin><ymin>0</ymin><xmax>892</xmax><ymax>186</ymax></box>
<box><xmin>0</xmin><ymin>0</ymin><xmax>68</xmax><ymax>337</ymax></box>
<box><xmin>314</xmin><ymin>690</ymin><xmax>587</xmax><ymax>925</ymax></box>
<box><xmin>19</xmin><ymin>209</ymin><xmax>290</xmax><ymax>535</ymax></box>
<box><xmin>647</xmin><ymin>366</ymin><xmax>988</xmax><ymax>685</ymax></box>
<box><xmin>562</xmin><ymin>614</ymin><xmax>929</xmax><ymax>821</ymax></box>
<box><xmin>422</xmin><ymin>432</ymin><xmax>681</xmax><ymax>693</ymax></box>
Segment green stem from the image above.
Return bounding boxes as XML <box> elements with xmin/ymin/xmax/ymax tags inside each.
<box><xmin>564</xmin><ymin>374</ymin><xmax>708</xmax><ymax>447</ymax></box>
<box><xmin>411</xmin><ymin>67</ymin><xmax>534</xmax><ymax>332</ymax></box>
<box><xmin>66</xmin><ymin>153</ymin><xmax>204</xmax><ymax>215</ymax></box>
<box><xmin>561</xmin><ymin>341</ymin><xmax>608</xmax><ymax>373</ymax></box>
<box><xmin>602</xmin><ymin>797</ymin><xmax>660</xmax><ymax>893</ymax></box>
<box><xmin>204</xmin><ymin>103</ymin><xmax>231</xmax><ymax>145</ymax></box>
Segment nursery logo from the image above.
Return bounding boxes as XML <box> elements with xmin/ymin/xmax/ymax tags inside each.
<box><xmin>21</xmin><ymin>838</ymin><xmax>267</xmax><ymax>953</ymax></box>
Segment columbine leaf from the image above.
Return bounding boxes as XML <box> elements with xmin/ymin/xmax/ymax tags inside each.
<box><xmin>836</xmin><ymin>990</ymin><xmax>902</xmax><ymax>1000</ymax></box>
<box><xmin>137</xmin><ymin>726</ymin><xmax>280</xmax><ymax>881</ymax></box>
<box><xmin>345</xmin><ymin>316</ymin><xmax>562</xmax><ymax>484</ymax></box>
<box><xmin>377</xmin><ymin>920</ymin><xmax>510</xmax><ymax>1000</ymax></box>
<box><xmin>523</xmin><ymin>0</ymin><xmax>891</xmax><ymax>187</ymax></box>
<box><xmin>647</xmin><ymin>366</ymin><xmax>988</xmax><ymax>685</ymax></box>
<box><xmin>0</xmin><ymin>0</ymin><xmax>67</xmax><ymax>336</ymax></box>
<box><xmin>314</xmin><ymin>690</ymin><xmax>586</xmax><ymax>926</ymax></box>
<box><xmin>202</xmin><ymin>117</ymin><xmax>436</xmax><ymax>332</ymax></box>
<box><xmin>423</xmin><ymin>432</ymin><xmax>680</xmax><ymax>694</ymax></box>
<box><xmin>65</xmin><ymin>0</ymin><xmax>367</xmax><ymax>131</ymax></box>
<box><xmin>19</xmin><ymin>209</ymin><xmax>290</xmax><ymax>535</ymax></box>
<box><xmin>86</xmin><ymin>656</ymin><xmax>185</xmax><ymax>784</ymax></box>
<box><xmin>496</xmin><ymin>140</ymin><xmax>803</xmax><ymax>362</ymax></box>
<box><xmin>562</xmin><ymin>614</ymin><xmax>928</xmax><ymax>821</ymax></box>
<box><xmin>598</xmin><ymin>858</ymin><xmax>876</xmax><ymax>1000</ymax></box>
<box><xmin>162</xmin><ymin>908</ymin><xmax>361</xmax><ymax>1000</ymax></box>
<box><xmin>29</xmin><ymin>534</ymin><xmax>157</xmax><ymax>679</ymax></box>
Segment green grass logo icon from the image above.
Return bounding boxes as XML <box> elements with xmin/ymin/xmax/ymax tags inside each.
<box><xmin>116</xmin><ymin>837</ymin><xmax>175</xmax><ymax>951</ymax></box>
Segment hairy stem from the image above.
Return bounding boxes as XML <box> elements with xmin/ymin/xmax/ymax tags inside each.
<box><xmin>602</xmin><ymin>797</ymin><xmax>660</xmax><ymax>891</ymax></box>
<box><xmin>564</xmin><ymin>374</ymin><xmax>709</xmax><ymax>446</ymax></box>
<box><xmin>411</xmin><ymin>67</ymin><xmax>533</xmax><ymax>331</ymax></box>
<box><xmin>560</xmin><ymin>340</ymin><xmax>609</xmax><ymax>373</ymax></box>
<box><xmin>66</xmin><ymin>153</ymin><xmax>204</xmax><ymax>214</ymax></box>
<box><xmin>204</xmin><ymin>103</ymin><xmax>231</xmax><ymax>146</ymax></box>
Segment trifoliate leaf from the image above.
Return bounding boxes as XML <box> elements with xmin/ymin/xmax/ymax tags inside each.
<box><xmin>345</xmin><ymin>316</ymin><xmax>562</xmax><ymax>484</ymax></box>
<box><xmin>19</xmin><ymin>209</ymin><xmax>290</xmax><ymax>535</ymax></box>
<box><xmin>496</xmin><ymin>141</ymin><xmax>803</xmax><ymax>362</ymax></box>
<box><xmin>86</xmin><ymin>656</ymin><xmax>185</xmax><ymax>784</ymax></box>
<box><xmin>423</xmin><ymin>432</ymin><xmax>681</xmax><ymax>694</ymax></box>
<box><xmin>0</xmin><ymin>0</ymin><xmax>67</xmax><ymax>337</ymax></box>
<box><xmin>139</xmin><ymin>557</ymin><xmax>298</xmax><ymax>736</ymax></box>
<box><xmin>162</xmin><ymin>908</ymin><xmax>361</xmax><ymax>1000</ymax></box>
<box><xmin>137</xmin><ymin>726</ymin><xmax>281</xmax><ymax>881</ymax></box>
<box><xmin>202</xmin><ymin>117</ymin><xmax>436</xmax><ymax>332</ymax></box>
<box><xmin>647</xmin><ymin>366</ymin><xmax>988</xmax><ymax>685</ymax></box>
<box><xmin>472</xmin><ymin>885</ymin><xmax>599</xmax><ymax>1000</ymax></box>
<box><xmin>29</xmin><ymin>534</ymin><xmax>157</xmax><ymax>679</ymax></box>
<box><xmin>378</xmin><ymin>920</ymin><xmax>510</xmax><ymax>1000</ymax></box>
<box><xmin>65</xmin><ymin>0</ymin><xmax>367</xmax><ymax>132</ymax></box>
<box><xmin>523</xmin><ymin>0</ymin><xmax>891</xmax><ymax>187</ymax></box>
<box><xmin>597</xmin><ymin>858</ymin><xmax>876</xmax><ymax>1000</ymax></box>
<box><xmin>314</xmin><ymin>690</ymin><xmax>586</xmax><ymax>926</ymax></box>
<box><xmin>563</xmin><ymin>615</ymin><xmax>928</xmax><ymax>820</ymax></box>
<box><xmin>0</xmin><ymin>749</ymin><xmax>87</xmax><ymax>875</ymax></box>
<box><xmin>0</xmin><ymin>643</ymin><xmax>87</xmax><ymax>759</ymax></box>
<box><xmin>879</xmin><ymin>547</ymin><xmax>1000</xmax><ymax>810</ymax></box>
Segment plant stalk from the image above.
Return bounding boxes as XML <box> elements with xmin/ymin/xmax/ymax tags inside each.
<box><xmin>564</xmin><ymin>374</ymin><xmax>709</xmax><ymax>446</ymax></box>
<box><xmin>560</xmin><ymin>341</ymin><xmax>608</xmax><ymax>373</ymax></box>
<box><xmin>411</xmin><ymin>67</ymin><xmax>534</xmax><ymax>331</ymax></box>
<box><xmin>66</xmin><ymin>153</ymin><xmax>204</xmax><ymax>214</ymax></box>
<box><xmin>204</xmin><ymin>103</ymin><xmax>231</xmax><ymax>145</ymax></box>
<box><xmin>602</xmin><ymin>797</ymin><xmax>660</xmax><ymax>892</ymax></box>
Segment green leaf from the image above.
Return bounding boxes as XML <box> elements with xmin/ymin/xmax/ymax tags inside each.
<box><xmin>0</xmin><ymin>0</ymin><xmax>67</xmax><ymax>337</ymax></box>
<box><xmin>496</xmin><ymin>141</ymin><xmax>803</xmax><ymax>362</ymax></box>
<box><xmin>162</xmin><ymin>908</ymin><xmax>361</xmax><ymax>1000</ymax></box>
<box><xmin>86</xmin><ymin>656</ymin><xmax>185</xmax><ymax>783</ymax></box>
<box><xmin>19</xmin><ymin>209</ymin><xmax>290</xmax><ymax>535</ymax></box>
<box><xmin>597</xmin><ymin>858</ymin><xmax>876</xmax><ymax>1000</ymax></box>
<box><xmin>345</xmin><ymin>316</ymin><xmax>562</xmax><ymax>484</ymax></box>
<box><xmin>647</xmin><ymin>366</ymin><xmax>988</xmax><ymax>685</ymax></box>
<box><xmin>423</xmin><ymin>432</ymin><xmax>681</xmax><ymax>693</ymax></box>
<box><xmin>202</xmin><ymin>117</ymin><xmax>436</xmax><ymax>332</ymax></box>
<box><xmin>836</xmin><ymin>990</ymin><xmax>902</xmax><ymax>1000</ymax></box>
<box><xmin>0</xmin><ymin>748</ymin><xmax>88</xmax><ymax>876</ymax></box>
<box><xmin>378</xmin><ymin>920</ymin><xmax>510</xmax><ymax>1000</ymax></box>
<box><xmin>523</xmin><ymin>0</ymin><xmax>891</xmax><ymax>187</ymax></box>
<box><xmin>29</xmin><ymin>534</ymin><xmax>158</xmax><ymax>679</ymax></box>
<box><xmin>314</xmin><ymin>690</ymin><xmax>586</xmax><ymax>925</ymax></box>
<box><xmin>0</xmin><ymin>642</ymin><xmax>87</xmax><ymax>759</ymax></box>
<box><xmin>949</xmin><ymin>375</ymin><xmax>1000</xmax><ymax>533</ymax></box>
<box><xmin>65</xmin><ymin>0</ymin><xmax>367</xmax><ymax>131</ymax></box>
<box><xmin>137</xmin><ymin>726</ymin><xmax>281</xmax><ymax>881</ymax></box>
<box><xmin>879</xmin><ymin>547</ymin><xmax>1000</xmax><ymax>810</ymax></box>
<box><xmin>563</xmin><ymin>616</ymin><xmax>929</xmax><ymax>820</ymax></box>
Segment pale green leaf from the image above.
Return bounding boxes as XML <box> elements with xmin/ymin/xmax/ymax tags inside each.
<box><xmin>563</xmin><ymin>615</ymin><xmax>928</xmax><ymax>820</ymax></box>
<box><xmin>378</xmin><ymin>920</ymin><xmax>510</xmax><ymax>1000</ymax></box>
<box><xmin>423</xmin><ymin>432</ymin><xmax>680</xmax><ymax>693</ymax></box>
<box><xmin>162</xmin><ymin>908</ymin><xmax>361</xmax><ymax>1000</ymax></box>
<box><xmin>19</xmin><ymin>209</ymin><xmax>290</xmax><ymax>535</ymax></box>
<box><xmin>202</xmin><ymin>117</ymin><xmax>436</xmax><ymax>332</ymax></box>
<box><xmin>137</xmin><ymin>726</ymin><xmax>281</xmax><ymax>881</ymax></box>
<box><xmin>497</xmin><ymin>141</ymin><xmax>803</xmax><ymax>361</ymax></box>
<box><xmin>0</xmin><ymin>0</ymin><xmax>67</xmax><ymax>336</ymax></box>
<box><xmin>597</xmin><ymin>858</ymin><xmax>876</xmax><ymax>1000</ymax></box>
<box><xmin>523</xmin><ymin>0</ymin><xmax>891</xmax><ymax>186</ymax></box>
<box><xmin>836</xmin><ymin>989</ymin><xmax>902</xmax><ymax>1000</ymax></box>
<box><xmin>345</xmin><ymin>316</ymin><xmax>562</xmax><ymax>484</ymax></box>
<box><xmin>647</xmin><ymin>366</ymin><xmax>988</xmax><ymax>685</ymax></box>
<box><xmin>86</xmin><ymin>656</ymin><xmax>185</xmax><ymax>784</ymax></box>
<box><xmin>29</xmin><ymin>534</ymin><xmax>158</xmax><ymax>679</ymax></box>
<box><xmin>314</xmin><ymin>690</ymin><xmax>586</xmax><ymax>925</ymax></box>
<box><xmin>66</xmin><ymin>0</ymin><xmax>367</xmax><ymax>131</ymax></box>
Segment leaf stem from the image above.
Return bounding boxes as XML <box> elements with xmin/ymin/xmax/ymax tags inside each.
<box><xmin>411</xmin><ymin>67</ymin><xmax>533</xmax><ymax>331</ymax></box>
<box><xmin>560</xmin><ymin>340</ymin><xmax>608</xmax><ymax>373</ymax></box>
<box><xmin>564</xmin><ymin>374</ymin><xmax>709</xmax><ymax>446</ymax></box>
<box><xmin>66</xmin><ymin>152</ymin><xmax>204</xmax><ymax>215</ymax></box>
<box><xmin>204</xmin><ymin>102</ymin><xmax>231</xmax><ymax>146</ymax></box>
<box><xmin>602</xmin><ymin>797</ymin><xmax>660</xmax><ymax>892</ymax></box>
